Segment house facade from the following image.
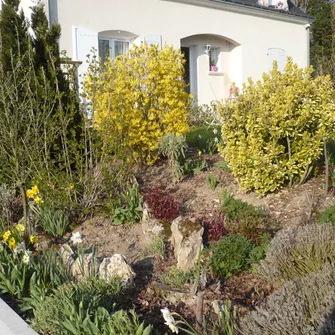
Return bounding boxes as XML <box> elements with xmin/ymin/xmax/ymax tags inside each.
<box><xmin>35</xmin><ymin>0</ymin><xmax>311</xmax><ymax>105</ymax></box>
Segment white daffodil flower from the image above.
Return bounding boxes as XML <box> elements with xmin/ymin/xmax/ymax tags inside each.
<box><xmin>214</xmin><ymin>137</ymin><xmax>219</xmax><ymax>143</ymax></box>
<box><xmin>213</xmin><ymin>128</ymin><xmax>218</xmax><ymax>135</ymax></box>
<box><xmin>14</xmin><ymin>242</ymin><xmax>26</xmax><ymax>255</ymax></box>
<box><xmin>71</xmin><ymin>231</ymin><xmax>82</xmax><ymax>245</ymax></box>
<box><xmin>22</xmin><ymin>250</ymin><xmax>31</xmax><ymax>264</ymax></box>
<box><xmin>161</xmin><ymin>308</ymin><xmax>179</xmax><ymax>334</ymax></box>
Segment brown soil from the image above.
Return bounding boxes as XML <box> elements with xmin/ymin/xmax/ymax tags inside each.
<box><xmin>72</xmin><ymin>153</ymin><xmax>335</xmax><ymax>332</ymax></box>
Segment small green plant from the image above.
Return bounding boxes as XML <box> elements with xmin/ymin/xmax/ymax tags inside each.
<box><xmin>183</xmin><ymin>158</ymin><xmax>207</xmax><ymax>175</ymax></box>
<box><xmin>221</xmin><ymin>192</ymin><xmax>270</xmax><ymax>244</ymax></box>
<box><xmin>186</xmin><ymin>125</ymin><xmax>221</xmax><ymax>154</ymax></box>
<box><xmin>148</xmin><ymin>236</ymin><xmax>166</xmax><ymax>259</ymax></box>
<box><xmin>208</xmin><ymin>234</ymin><xmax>254</xmax><ymax>280</ymax></box>
<box><xmin>33</xmin><ymin>204</ymin><xmax>69</xmax><ymax>237</ymax></box>
<box><xmin>248</xmin><ymin>232</ymin><xmax>271</xmax><ymax>265</ymax></box>
<box><xmin>160</xmin><ymin>266</ymin><xmax>193</xmax><ymax>288</ymax></box>
<box><xmin>317</xmin><ymin>205</ymin><xmax>335</xmax><ymax>224</ymax></box>
<box><xmin>206</xmin><ymin>173</ymin><xmax>219</xmax><ymax>191</ymax></box>
<box><xmin>216</xmin><ymin>160</ymin><xmax>231</xmax><ymax>171</ymax></box>
<box><xmin>113</xmin><ymin>183</ymin><xmax>143</xmax><ymax>225</ymax></box>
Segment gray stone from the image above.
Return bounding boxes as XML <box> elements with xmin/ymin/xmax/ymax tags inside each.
<box><xmin>170</xmin><ymin>217</ymin><xmax>204</xmax><ymax>271</ymax></box>
<box><xmin>142</xmin><ymin>202</ymin><xmax>171</xmax><ymax>238</ymax></box>
<box><xmin>99</xmin><ymin>254</ymin><xmax>135</xmax><ymax>285</ymax></box>
<box><xmin>151</xmin><ymin>283</ymin><xmax>195</xmax><ymax>305</ymax></box>
<box><xmin>71</xmin><ymin>252</ymin><xmax>95</xmax><ymax>279</ymax></box>
<box><xmin>59</xmin><ymin>244</ymin><xmax>75</xmax><ymax>268</ymax></box>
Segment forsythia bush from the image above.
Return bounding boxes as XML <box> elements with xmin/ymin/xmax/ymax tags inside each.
<box><xmin>84</xmin><ymin>44</ymin><xmax>190</xmax><ymax>165</ymax></box>
<box><xmin>218</xmin><ymin>58</ymin><xmax>335</xmax><ymax>194</ymax></box>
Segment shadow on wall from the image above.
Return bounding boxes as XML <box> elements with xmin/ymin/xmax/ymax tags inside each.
<box><xmin>49</xmin><ymin>0</ymin><xmax>58</xmax><ymax>25</ymax></box>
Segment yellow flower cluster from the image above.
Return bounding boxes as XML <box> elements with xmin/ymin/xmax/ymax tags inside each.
<box><xmin>2</xmin><ymin>224</ymin><xmax>38</xmax><ymax>250</ymax></box>
<box><xmin>29</xmin><ymin>234</ymin><xmax>38</xmax><ymax>244</ymax></box>
<box><xmin>84</xmin><ymin>44</ymin><xmax>190</xmax><ymax>165</ymax></box>
<box><xmin>26</xmin><ymin>185</ymin><xmax>44</xmax><ymax>204</ymax></box>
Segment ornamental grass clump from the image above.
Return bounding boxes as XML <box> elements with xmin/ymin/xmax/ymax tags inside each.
<box><xmin>241</xmin><ymin>265</ymin><xmax>335</xmax><ymax>335</ymax></box>
<box><xmin>258</xmin><ymin>222</ymin><xmax>335</xmax><ymax>286</ymax></box>
<box><xmin>218</xmin><ymin>58</ymin><xmax>335</xmax><ymax>194</ymax></box>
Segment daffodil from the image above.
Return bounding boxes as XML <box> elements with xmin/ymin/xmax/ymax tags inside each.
<box><xmin>14</xmin><ymin>242</ymin><xmax>26</xmax><ymax>255</ymax></box>
<box><xmin>16</xmin><ymin>224</ymin><xmax>25</xmax><ymax>232</ymax></box>
<box><xmin>34</xmin><ymin>196</ymin><xmax>44</xmax><ymax>205</ymax></box>
<box><xmin>213</xmin><ymin>128</ymin><xmax>218</xmax><ymax>135</ymax></box>
<box><xmin>31</xmin><ymin>185</ymin><xmax>39</xmax><ymax>195</ymax></box>
<box><xmin>22</xmin><ymin>250</ymin><xmax>31</xmax><ymax>264</ymax></box>
<box><xmin>68</xmin><ymin>184</ymin><xmax>74</xmax><ymax>190</ymax></box>
<box><xmin>2</xmin><ymin>230</ymin><xmax>11</xmax><ymax>242</ymax></box>
<box><xmin>29</xmin><ymin>235</ymin><xmax>38</xmax><ymax>244</ymax></box>
<box><xmin>26</xmin><ymin>189</ymin><xmax>35</xmax><ymax>199</ymax></box>
<box><xmin>161</xmin><ymin>308</ymin><xmax>179</xmax><ymax>334</ymax></box>
<box><xmin>8</xmin><ymin>237</ymin><xmax>16</xmax><ymax>249</ymax></box>
<box><xmin>70</xmin><ymin>231</ymin><xmax>82</xmax><ymax>245</ymax></box>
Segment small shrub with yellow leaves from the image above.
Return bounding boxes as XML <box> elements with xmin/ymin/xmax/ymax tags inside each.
<box><xmin>218</xmin><ymin>58</ymin><xmax>335</xmax><ymax>194</ymax></box>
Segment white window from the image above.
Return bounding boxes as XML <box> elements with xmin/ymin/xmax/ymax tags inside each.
<box><xmin>268</xmin><ymin>48</ymin><xmax>286</xmax><ymax>72</ymax></box>
<box><xmin>209</xmin><ymin>47</ymin><xmax>221</xmax><ymax>72</ymax></box>
<box><xmin>98</xmin><ymin>39</ymin><xmax>130</xmax><ymax>64</ymax></box>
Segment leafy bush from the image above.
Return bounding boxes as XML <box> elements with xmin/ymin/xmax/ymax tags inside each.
<box><xmin>241</xmin><ymin>265</ymin><xmax>335</xmax><ymax>335</ymax></box>
<box><xmin>189</xmin><ymin>101</ymin><xmax>220</xmax><ymax>126</ymax></box>
<box><xmin>258</xmin><ymin>223</ymin><xmax>335</xmax><ymax>286</ymax></box>
<box><xmin>31</xmin><ymin>278</ymin><xmax>122</xmax><ymax>334</ymax></box>
<box><xmin>113</xmin><ymin>183</ymin><xmax>143</xmax><ymax>225</ymax></box>
<box><xmin>317</xmin><ymin>205</ymin><xmax>335</xmax><ymax>224</ymax></box>
<box><xmin>160</xmin><ymin>266</ymin><xmax>193</xmax><ymax>288</ymax></box>
<box><xmin>33</xmin><ymin>204</ymin><xmax>69</xmax><ymax>237</ymax></box>
<box><xmin>221</xmin><ymin>192</ymin><xmax>270</xmax><ymax>244</ymax></box>
<box><xmin>247</xmin><ymin>233</ymin><xmax>271</xmax><ymax>265</ymax></box>
<box><xmin>84</xmin><ymin>44</ymin><xmax>190</xmax><ymax>165</ymax></box>
<box><xmin>218</xmin><ymin>58</ymin><xmax>335</xmax><ymax>194</ymax></box>
<box><xmin>143</xmin><ymin>186</ymin><xmax>181</xmax><ymax>222</ymax></box>
<box><xmin>208</xmin><ymin>234</ymin><xmax>254</xmax><ymax>280</ymax></box>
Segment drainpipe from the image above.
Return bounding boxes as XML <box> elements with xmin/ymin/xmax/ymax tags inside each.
<box><xmin>305</xmin><ymin>23</ymin><xmax>311</xmax><ymax>67</ymax></box>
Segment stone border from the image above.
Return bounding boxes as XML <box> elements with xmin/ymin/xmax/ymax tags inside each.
<box><xmin>0</xmin><ymin>298</ymin><xmax>38</xmax><ymax>335</ymax></box>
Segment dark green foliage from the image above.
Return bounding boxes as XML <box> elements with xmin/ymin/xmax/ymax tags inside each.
<box><xmin>247</xmin><ymin>233</ymin><xmax>271</xmax><ymax>265</ymax></box>
<box><xmin>208</xmin><ymin>234</ymin><xmax>254</xmax><ymax>280</ymax></box>
<box><xmin>183</xmin><ymin>158</ymin><xmax>207</xmax><ymax>175</ymax></box>
<box><xmin>241</xmin><ymin>265</ymin><xmax>335</xmax><ymax>335</ymax></box>
<box><xmin>317</xmin><ymin>205</ymin><xmax>335</xmax><ymax>224</ymax></box>
<box><xmin>186</xmin><ymin>125</ymin><xmax>221</xmax><ymax>154</ymax></box>
<box><xmin>221</xmin><ymin>192</ymin><xmax>271</xmax><ymax>244</ymax></box>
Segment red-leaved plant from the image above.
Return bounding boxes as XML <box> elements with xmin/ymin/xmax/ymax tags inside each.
<box><xmin>200</xmin><ymin>211</ymin><xmax>228</xmax><ymax>243</ymax></box>
<box><xmin>143</xmin><ymin>186</ymin><xmax>181</xmax><ymax>222</ymax></box>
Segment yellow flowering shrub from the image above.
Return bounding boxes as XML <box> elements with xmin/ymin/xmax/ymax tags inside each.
<box><xmin>84</xmin><ymin>44</ymin><xmax>191</xmax><ymax>165</ymax></box>
<box><xmin>218</xmin><ymin>58</ymin><xmax>335</xmax><ymax>194</ymax></box>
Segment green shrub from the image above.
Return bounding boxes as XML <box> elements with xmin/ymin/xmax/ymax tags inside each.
<box><xmin>317</xmin><ymin>205</ymin><xmax>335</xmax><ymax>224</ymax></box>
<box><xmin>208</xmin><ymin>234</ymin><xmax>254</xmax><ymax>280</ymax></box>
<box><xmin>221</xmin><ymin>192</ymin><xmax>271</xmax><ymax>244</ymax></box>
<box><xmin>31</xmin><ymin>278</ymin><xmax>122</xmax><ymax>334</ymax></box>
<box><xmin>258</xmin><ymin>223</ymin><xmax>335</xmax><ymax>286</ymax></box>
<box><xmin>218</xmin><ymin>58</ymin><xmax>335</xmax><ymax>195</ymax></box>
<box><xmin>33</xmin><ymin>204</ymin><xmax>69</xmax><ymax>237</ymax></box>
<box><xmin>241</xmin><ymin>265</ymin><xmax>335</xmax><ymax>335</ymax></box>
<box><xmin>160</xmin><ymin>265</ymin><xmax>193</xmax><ymax>288</ymax></box>
<box><xmin>247</xmin><ymin>233</ymin><xmax>271</xmax><ymax>265</ymax></box>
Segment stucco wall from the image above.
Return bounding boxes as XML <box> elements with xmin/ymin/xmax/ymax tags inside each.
<box><xmin>38</xmin><ymin>0</ymin><xmax>309</xmax><ymax>104</ymax></box>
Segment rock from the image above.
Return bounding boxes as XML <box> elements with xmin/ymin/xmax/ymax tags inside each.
<box><xmin>170</xmin><ymin>217</ymin><xmax>204</xmax><ymax>271</ymax></box>
<box><xmin>142</xmin><ymin>202</ymin><xmax>171</xmax><ymax>238</ymax></box>
<box><xmin>59</xmin><ymin>244</ymin><xmax>75</xmax><ymax>268</ymax></box>
<box><xmin>151</xmin><ymin>283</ymin><xmax>195</xmax><ymax>305</ymax></box>
<box><xmin>99</xmin><ymin>254</ymin><xmax>135</xmax><ymax>285</ymax></box>
<box><xmin>71</xmin><ymin>252</ymin><xmax>95</xmax><ymax>279</ymax></box>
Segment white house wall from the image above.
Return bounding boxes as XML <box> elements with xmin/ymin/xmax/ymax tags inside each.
<box><xmin>38</xmin><ymin>0</ymin><xmax>310</xmax><ymax>104</ymax></box>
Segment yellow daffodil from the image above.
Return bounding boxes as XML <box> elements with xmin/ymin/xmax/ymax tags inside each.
<box><xmin>68</xmin><ymin>184</ymin><xmax>74</xmax><ymax>190</ymax></box>
<box><xmin>16</xmin><ymin>224</ymin><xmax>25</xmax><ymax>232</ymax></box>
<box><xmin>31</xmin><ymin>185</ymin><xmax>39</xmax><ymax>195</ymax></box>
<box><xmin>34</xmin><ymin>196</ymin><xmax>44</xmax><ymax>205</ymax></box>
<box><xmin>29</xmin><ymin>235</ymin><xmax>38</xmax><ymax>244</ymax></box>
<box><xmin>2</xmin><ymin>231</ymin><xmax>11</xmax><ymax>242</ymax></box>
<box><xmin>8</xmin><ymin>237</ymin><xmax>16</xmax><ymax>249</ymax></box>
<box><xmin>26</xmin><ymin>189</ymin><xmax>35</xmax><ymax>199</ymax></box>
